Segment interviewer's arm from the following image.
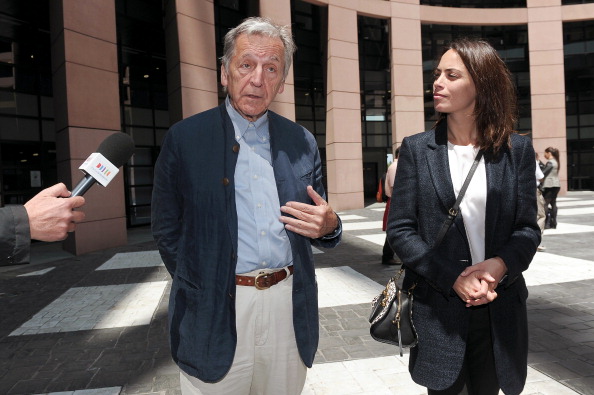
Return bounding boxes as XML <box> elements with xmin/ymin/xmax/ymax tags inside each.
<box><xmin>0</xmin><ymin>205</ymin><xmax>31</xmax><ymax>265</ymax></box>
<box><xmin>0</xmin><ymin>183</ymin><xmax>84</xmax><ymax>265</ymax></box>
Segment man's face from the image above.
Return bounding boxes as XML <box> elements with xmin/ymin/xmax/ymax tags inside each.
<box><xmin>221</xmin><ymin>33</ymin><xmax>286</xmax><ymax>122</ymax></box>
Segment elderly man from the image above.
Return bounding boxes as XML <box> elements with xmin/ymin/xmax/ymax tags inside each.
<box><xmin>152</xmin><ymin>17</ymin><xmax>341</xmax><ymax>395</ymax></box>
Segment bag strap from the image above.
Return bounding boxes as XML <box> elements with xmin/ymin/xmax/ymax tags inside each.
<box><xmin>433</xmin><ymin>150</ymin><xmax>484</xmax><ymax>249</ymax></box>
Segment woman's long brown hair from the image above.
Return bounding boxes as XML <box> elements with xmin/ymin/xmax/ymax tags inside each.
<box><xmin>545</xmin><ymin>146</ymin><xmax>561</xmax><ymax>171</ymax></box>
<box><xmin>434</xmin><ymin>38</ymin><xmax>518</xmax><ymax>155</ymax></box>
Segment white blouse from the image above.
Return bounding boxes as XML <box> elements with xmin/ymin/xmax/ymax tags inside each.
<box><xmin>447</xmin><ymin>142</ymin><xmax>487</xmax><ymax>265</ymax></box>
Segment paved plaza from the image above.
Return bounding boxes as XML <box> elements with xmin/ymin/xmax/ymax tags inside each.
<box><xmin>0</xmin><ymin>192</ymin><xmax>593</xmax><ymax>395</ymax></box>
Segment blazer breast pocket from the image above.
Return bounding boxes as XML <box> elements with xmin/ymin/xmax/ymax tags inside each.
<box><xmin>300</xmin><ymin>170</ymin><xmax>314</xmax><ymax>185</ymax></box>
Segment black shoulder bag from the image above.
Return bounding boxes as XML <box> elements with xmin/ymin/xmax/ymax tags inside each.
<box><xmin>369</xmin><ymin>150</ymin><xmax>484</xmax><ymax>356</ymax></box>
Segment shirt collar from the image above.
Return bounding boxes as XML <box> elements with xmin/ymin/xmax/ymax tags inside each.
<box><xmin>225</xmin><ymin>97</ymin><xmax>269</xmax><ymax>139</ymax></box>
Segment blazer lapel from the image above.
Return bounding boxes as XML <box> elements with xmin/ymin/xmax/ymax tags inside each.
<box><xmin>219</xmin><ymin>104</ymin><xmax>239</xmax><ymax>253</ymax></box>
<box><xmin>484</xmin><ymin>151</ymin><xmax>507</xmax><ymax>258</ymax></box>
<box><xmin>426</xmin><ymin>123</ymin><xmax>457</xmax><ymax>213</ymax></box>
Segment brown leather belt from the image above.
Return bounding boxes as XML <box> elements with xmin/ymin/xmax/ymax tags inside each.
<box><xmin>235</xmin><ymin>266</ymin><xmax>294</xmax><ymax>290</ymax></box>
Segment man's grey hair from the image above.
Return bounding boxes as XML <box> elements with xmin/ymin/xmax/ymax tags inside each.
<box><xmin>221</xmin><ymin>17</ymin><xmax>296</xmax><ymax>80</ymax></box>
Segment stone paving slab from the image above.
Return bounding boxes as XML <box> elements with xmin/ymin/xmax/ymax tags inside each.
<box><xmin>10</xmin><ymin>282</ymin><xmax>168</xmax><ymax>335</ymax></box>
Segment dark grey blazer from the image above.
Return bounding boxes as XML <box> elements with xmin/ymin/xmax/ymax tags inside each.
<box><xmin>152</xmin><ymin>103</ymin><xmax>341</xmax><ymax>383</ymax></box>
<box><xmin>387</xmin><ymin>124</ymin><xmax>540</xmax><ymax>394</ymax></box>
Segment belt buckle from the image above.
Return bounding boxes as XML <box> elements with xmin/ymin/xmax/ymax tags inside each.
<box><xmin>254</xmin><ymin>272</ymin><xmax>272</xmax><ymax>290</ymax></box>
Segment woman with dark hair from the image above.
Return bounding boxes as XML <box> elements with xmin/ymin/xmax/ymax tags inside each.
<box><xmin>387</xmin><ymin>37</ymin><xmax>540</xmax><ymax>395</ymax></box>
<box><xmin>542</xmin><ymin>147</ymin><xmax>561</xmax><ymax>229</ymax></box>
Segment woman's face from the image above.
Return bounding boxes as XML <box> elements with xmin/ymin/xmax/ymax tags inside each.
<box><xmin>544</xmin><ymin>151</ymin><xmax>551</xmax><ymax>159</ymax></box>
<box><xmin>433</xmin><ymin>49</ymin><xmax>477</xmax><ymax>117</ymax></box>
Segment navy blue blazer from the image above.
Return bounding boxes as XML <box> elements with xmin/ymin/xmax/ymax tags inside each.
<box><xmin>151</xmin><ymin>103</ymin><xmax>341</xmax><ymax>383</ymax></box>
<box><xmin>387</xmin><ymin>124</ymin><xmax>540</xmax><ymax>394</ymax></box>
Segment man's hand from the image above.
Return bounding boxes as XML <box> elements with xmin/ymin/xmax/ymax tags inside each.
<box><xmin>280</xmin><ymin>186</ymin><xmax>338</xmax><ymax>239</ymax></box>
<box><xmin>24</xmin><ymin>183</ymin><xmax>86</xmax><ymax>242</ymax></box>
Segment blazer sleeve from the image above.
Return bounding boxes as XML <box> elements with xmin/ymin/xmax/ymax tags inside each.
<box><xmin>151</xmin><ymin>128</ymin><xmax>182</xmax><ymax>276</ymax></box>
<box><xmin>310</xmin><ymin>131</ymin><xmax>342</xmax><ymax>248</ymax></box>
<box><xmin>494</xmin><ymin>139</ymin><xmax>540</xmax><ymax>284</ymax></box>
<box><xmin>0</xmin><ymin>205</ymin><xmax>31</xmax><ymax>265</ymax></box>
<box><xmin>541</xmin><ymin>161</ymin><xmax>553</xmax><ymax>179</ymax></box>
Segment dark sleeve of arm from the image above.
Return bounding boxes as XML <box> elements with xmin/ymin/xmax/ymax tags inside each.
<box><xmin>0</xmin><ymin>205</ymin><xmax>31</xmax><ymax>265</ymax></box>
<box><xmin>309</xmin><ymin>134</ymin><xmax>342</xmax><ymax>249</ymax></box>
<box><xmin>495</xmin><ymin>141</ymin><xmax>541</xmax><ymax>283</ymax></box>
<box><xmin>541</xmin><ymin>162</ymin><xmax>553</xmax><ymax>178</ymax></box>
<box><xmin>316</xmin><ymin>215</ymin><xmax>342</xmax><ymax>247</ymax></box>
<box><xmin>151</xmin><ymin>130</ymin><xmax>182</xmax><ymax>277</ymax></box>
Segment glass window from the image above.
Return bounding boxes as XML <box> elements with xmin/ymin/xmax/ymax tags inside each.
<box><xmin>0</xmin><ymin>1</ymin><xmax>56</xmax><ymax>205</ymax></box>
<box><xmin>290</xmin><ymin>1</ymin><xmax>329</xmax><ymax>190</ymax></box>
<box><xmin>127</xmin><ymin>166</ymin><xmax>154</xmax><ymax>186</ymax></box>
<box><xmin>129</xmin><ymin>146</ymin><xmax>153</xmax><ymax>167</ymax></box>
<box><xmin>562</xmin><ymin>1</ymin><xmax>594</xmax><ymax>5</ymax></box>
<box><xmin>292</xmin><ymin>1</ymin><xmax>327</xmax><ymax>139</ymax></box>
<box><xmin>564</xmin><ymin>21</ymin><xmax>594</xmax><ymax>190</ymax></box>
<box><xmin>128</xmin><ymin>126</ymin><xmax>155</xmax><ymax>146</ymax></box>
<box><xmin>359</xmin><ymin>15</ymin><xmax>391</xmax><ymax>152</ymax></box>
<box><xmin>420</xmin><ymin>0</ymin><xmax>526</xmax><ymax>7</ymax></box>
<box><xmin>128</xmin><ymin>186</ymin><xmax>152</xmax><ymax>206</ymax></box>
<box><xmin>116</xmin><ymin>0</ymin><xmax>169</xmax><ymax>226</ymax></box>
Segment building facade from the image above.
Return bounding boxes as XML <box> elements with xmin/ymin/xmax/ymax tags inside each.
<box><xmin>0</xmin><ymin>0</ymin><xmax>593</xmax><ymax>255</ymax></box>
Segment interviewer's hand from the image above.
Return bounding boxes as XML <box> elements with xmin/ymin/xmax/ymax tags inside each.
<box><xmin>24</xmin><ymin>183</ymin><xmax>86</xmax><ymax>242</ymax></box>
<box><xmin>280</xmin><ymin>186</ymin><xmax>338</xmax><ymax>239</ymax></box>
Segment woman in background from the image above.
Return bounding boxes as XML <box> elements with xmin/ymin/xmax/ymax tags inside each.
<box><xmin>542</xmin><ymin>147</ymin><xmax>561</xmax><ymax>229</ymax></box>
<box><xmin>387</xmin><ymin>38</ymin><xmax>540</xmax><ymax>395</ymax></box>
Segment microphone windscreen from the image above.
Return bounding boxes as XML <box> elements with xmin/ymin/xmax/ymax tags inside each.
<box><xmin>96</xmin><ymin>133</ymin><xmax>135</xmax><ymax>167</ymax></box>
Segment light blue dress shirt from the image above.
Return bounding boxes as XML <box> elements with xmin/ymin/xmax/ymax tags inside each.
<box><xmin>226</xmin><ymin>98</ymin><xmax>293</xmax><ymax>274</ymax></box>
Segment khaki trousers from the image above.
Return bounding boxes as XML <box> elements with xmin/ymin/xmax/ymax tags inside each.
<box><xmin>537</xmin><ymin>188</ymin><xmax>546</xmax><ymax>233</ymax></box>
<box><xmin>180</xmin><ymin>269</ymin><xmax>307</xmax><ymax>395</ymax></box>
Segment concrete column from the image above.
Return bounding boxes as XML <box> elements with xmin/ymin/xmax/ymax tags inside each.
<box><xmin>390</xmin><ymin>2</ymin><xmax>425</xmax><ymax>152</ymax></box>
<box><xmin>527</xmin><ymin>0</ymin><xmax>567</xmax><ymax>192</ymax></box>
<box><xmin>260</xmin><ymin>0</ymin><xmax>296</xmax><ymax>120</ymax></box>
<box><xmin>50</xmin><ymin>0</ymin><xmax>127</xmax><ymax>255</ymax></box>
<box><xmin>165</xmin><ymin>0</ymin><xmax>218</xmax><ymax>123</ymax></box>
<box><xmin>325</xmin><ymin>4</ymin><xmax>364</xmax><ymax>210</ymax></box>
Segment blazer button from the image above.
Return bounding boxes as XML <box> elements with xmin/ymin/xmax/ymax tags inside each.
<box><xmin>232</xmin><ymin>144</ymin><xmax>240</xmax><ymax>153</ymax></box>
<box><xmin>222</xmin><ymin>177</ymin><xmax>230</xmax><ymax>186</ymax></box>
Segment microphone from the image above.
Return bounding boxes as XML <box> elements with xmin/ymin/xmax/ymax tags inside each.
<box><xmin>70</xmin><ymin>133</ymin><xmax>135</xmax><ymax>197</ymax></box>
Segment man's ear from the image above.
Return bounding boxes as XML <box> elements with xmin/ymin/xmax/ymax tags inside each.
<box><xmin>277</xmin><ymin>80</ymin><xmax>285</xmax><ymax>94</ymax></box>
<box><xmin>221</xmin><ymin>64</ymin><xmax>228</xmax><ymax>87</ymax></box>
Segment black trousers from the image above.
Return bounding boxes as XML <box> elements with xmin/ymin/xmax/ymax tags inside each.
<box><xmin>543</xmin><ymin>186</ymin><xmax>560</xmax><ymax>228</ymax></box>
<box><xmin>382</xmin><ymin>236</ymin><xmax>394</xmax><ymax>262</ymax></box>
<box><xmin>427</xmin><ymin>305</ymin><xmax>500</xmax><ymax>395</ymax></box>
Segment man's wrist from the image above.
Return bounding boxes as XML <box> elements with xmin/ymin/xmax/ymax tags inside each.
<box><xmin>320</xmin><ymin>213</ymin><xmax>341</xmax><ymax>240</ymax></box>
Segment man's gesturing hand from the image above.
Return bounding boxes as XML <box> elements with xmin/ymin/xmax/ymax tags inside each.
<box><xmin>280</xmin><ymin>186</ymin><xmax>338</xmax><ymax>239</ymax></box>
<box><xmin>24</xmin><ymin>183</ymin><xmax>86</xmax><ymax>242</ymax></box>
